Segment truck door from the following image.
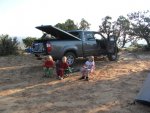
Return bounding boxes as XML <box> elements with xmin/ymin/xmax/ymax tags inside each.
<box><xmin>83</xmin><ymin>32</ymin><xmax>98</xmax><ymax>56</ymax></box>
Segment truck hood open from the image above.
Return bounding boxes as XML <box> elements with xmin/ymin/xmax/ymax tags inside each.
<box><xmin>36</xmin><ymin>25</ymin><xmax>81</xmax><ymax>40</ymax></box>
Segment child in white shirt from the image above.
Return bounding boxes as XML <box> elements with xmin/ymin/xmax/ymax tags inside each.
<box><xmin>79</xmin><ymin>56</ymin><xmax>95</xmax><ymax>81</ymax></box>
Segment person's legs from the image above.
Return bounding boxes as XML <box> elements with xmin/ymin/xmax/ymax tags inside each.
<box><xmin>43</xmin><ymin>67</ymin><xmax>52</xmax><ymax>77</ymax></box>
<box><xmin>56</xmin><ymin>68</ymin><xmax>59</xmax><ymax>77</ymax></box>
<box><xmin>84</xmin><ymin>69</ymin><xmax>91</xmax><ymax>81</ymax></box>
<box><xmin>60</xmin><ymin>69</ymin><xmax>64</xmax><ymax>78</ymax></box>
<box><xmin>79</xmin><ymin>67</ymin><xmax>86</xmax><ymax>80</ymax></box>
<box><xmin>43</xmin><ymin>67</ymin><xmax>48</xmax><ymax>77</ymax></box>
<box><xmin>57</xmin><ymin>69</ymin><xmax>64</xmax><ymax>80</ymax></box>
<box><xmin>47</xmin><ymin>68</ymin><xmax>53</xmax><ymax>77</ymax></box>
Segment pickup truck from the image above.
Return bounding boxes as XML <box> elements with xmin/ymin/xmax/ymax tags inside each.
<box><xmin>32</xmin><ymin>25</ymin><xmax>118</xmax><ymax>65</ymax></box>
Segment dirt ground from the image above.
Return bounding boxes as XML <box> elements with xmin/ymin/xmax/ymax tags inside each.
<box><xmin>0</xmin><ymin>51</ymin><xmax>150</xmax><ymax>113</ymax></box>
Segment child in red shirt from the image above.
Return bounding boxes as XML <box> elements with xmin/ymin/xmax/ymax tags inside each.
<box><xmin>56</xmin><ymin>56</ymin><xmax>69</xmax><ymax>80</ymax></box>
<box><xmin>43</xmin><ymin>55</ymin><xmax>55</xmax><ymax>77</ymax></box>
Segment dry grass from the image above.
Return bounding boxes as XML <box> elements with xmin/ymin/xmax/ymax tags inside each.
<box><xmin>0</xmin><ymin>52</ymin><xmax>150</xmax><ymax>113</ymax></box>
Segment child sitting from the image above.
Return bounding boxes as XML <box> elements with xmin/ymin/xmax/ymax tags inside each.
<box><xmin>43</xmin><ymin>55</ymin><xmax>55</xmax><ymax>77</ymax></box>
<box><xmin>56</xmin><ymin>56</ymin><xmax>71</xmax><ymax>80</ymax></box>
<box><xmin>79</xmin><ymin>56</ymin><xmax>95</xmax><ymax>81</ymax></box>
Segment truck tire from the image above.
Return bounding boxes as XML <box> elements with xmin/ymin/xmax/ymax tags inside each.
<box><xmin>107</xmin><ymin>47</ymin><xmax>118</xmax><ymax>61</ymax></box>
<box><xmin>65</xmin><ymin>52</ymin><xmax>76</xmax><ymax>66</ymax></box>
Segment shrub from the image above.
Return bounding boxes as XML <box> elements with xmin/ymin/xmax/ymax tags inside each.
<box><xmin>22</xmin><ymin>37</ymin><xmax>36</xmax><ymax>48</ymax></box>
<box><xmin>122</xmin><ymin>44</ymin><xmax>145</xmax><ymax>52</ymax></box>
<box><xmin>0</xmin><ymin>34</ymin><xmax>19</xmax><ymax>56</ymax></box>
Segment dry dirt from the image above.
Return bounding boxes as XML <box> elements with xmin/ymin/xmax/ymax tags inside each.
<box><xmin>0</xmin><ymin>51</ymin><xmax>150</xmax><ymax>113</ymax></box>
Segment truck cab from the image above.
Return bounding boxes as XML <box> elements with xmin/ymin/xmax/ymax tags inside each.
<box><xmin>69</xmin><ymin>30</ymin><xmax>118</xmax><ymax>59</ymax></box>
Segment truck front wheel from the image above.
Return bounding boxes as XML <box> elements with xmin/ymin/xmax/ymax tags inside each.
<box><xmin>65</xmin><ymin>52</ymin><xmax>76</xmax><ymax>66</ymax></box>
<box><xmin>107</xmin><ymin>46</ymin><xmax>119</xmax><ymax>61</ymax></box>
<box><xmin>107</xmin><ymin>53</ymin><xmax>118</xmax><ymax>61</ymax></box>
<box><xmin>107</xmin><ymin>51</ymin><xmax>118</xmax><ymax>61</ymax></box>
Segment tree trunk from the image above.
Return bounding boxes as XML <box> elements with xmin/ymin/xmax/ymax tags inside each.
<box><xmin>121</xmin><ymin>35</ymin><xmax>126</xmax><ymax>48</ymax></box>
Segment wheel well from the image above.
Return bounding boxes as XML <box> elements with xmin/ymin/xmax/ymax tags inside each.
<box><xmin>64</xmin><ymin>50</ymin><xmax>77</xmax><ymax>57</ymax></box>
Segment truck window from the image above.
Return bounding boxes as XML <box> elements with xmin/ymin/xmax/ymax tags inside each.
<box><xmin>69</xmin><ymin>32</ymin><xmax>80</xmax><ymax>38</ymax></box>
<box><xmin>84</xmin><ymin>32</ymin><xmax>95</xmax><ymax>41</ymax></box>
<box><xmin>94</xmin><ymin>34</ymin><xmax>103</xmax><ymax>40</ymax></box>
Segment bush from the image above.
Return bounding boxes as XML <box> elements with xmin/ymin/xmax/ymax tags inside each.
<box><xmin>0</xmin><ymin>34</ymin><xmax>19</xmax><ymax>56</ymax></box>
<box><xmin>121</xmin><ymin>44</ymin><xmax>146</xmax><ymax>52</ymax></box>
<box><xmin>22</xmin><ymin>37</ymin><xmax>36</xmax><ymax>48</ymax></box>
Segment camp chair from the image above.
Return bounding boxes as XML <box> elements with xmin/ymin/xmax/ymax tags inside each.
<box><xmin>43</xmin><ymin>67</ymin><xmax>54</xmax><ymax>78</ymax></box>
<box><xmin>64</xmin><ymin>67</ymin><xmax>73</xmax><ymax>77</ymax></box>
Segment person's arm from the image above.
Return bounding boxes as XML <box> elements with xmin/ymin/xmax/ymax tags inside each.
<box><xmin>43</xmin><ymin>60</ymin><xmax>46</xmax><ymax>67</ymax></box>
<box><xmin>64</xmin><ymin>62</ymin><xmax>69</xmax><ymax>69</ymax></box>
<box><xmin>83</xmin><ymin>61</ymin><xmax>88</xmax><ymax>68</ymax></box>
<box><xmin>89</xmin><ymin>62</ymin><xmax>95</xmax><ymax>72</ymax></box>
<box><xmin>53</xmin><ymin>61</ymin><xmax>56</xmax><ymax>68</ymax></box>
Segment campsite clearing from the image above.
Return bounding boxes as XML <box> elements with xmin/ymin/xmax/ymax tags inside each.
<box><xmin>0</xmin><ymin>51</ymin><xmax>150</xmax><ymax>113</ymax></box>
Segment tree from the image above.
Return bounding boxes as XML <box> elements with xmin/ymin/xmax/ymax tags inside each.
<box><xmin>55</xmin><ymin>23</ymin><xmax>67</xmax><ymax>30</ymax></box>
<box><xmin>0</xmin><ymin>34</ymin><xmax>19</xmax><ymax>56</ymax></box>
<box><xmin>55</xmin><ymin>18</ymin><xmax>91</xmax><ymax>31</ymax></box>
<box><xmin>127</xmin><ymin>10</ymin><xmax>150</xmax><ymax>47</ymax></box>
<box><xmin>55</xmin><ymin>19</ymin><xmax>78</xmax><ymax>31</ymax></box>
<box><xmin>22</xmin><ymin>37</ymin><xmax>36</xmax><ymax>48</ymax></box>
<box><xmin>99</xmin><ymin>16</ymin><xmax>113</xmax><ymax>39</ymax></box>
<box><xmin>99</xmin><ymin>15</ymin><xmax>145</xmax><ymax>48</ymax></box>
<box><xmin>114</xmin><ymin>16</ymin><xmax>130</xmax><ymax>47</ymax></box>
<box><xmin>79</xmin><ymin>18</ymin><xmax>90</xmax><ymax>30</ymax></box>
<box><xmin>64</xmin><ymin>19</ymin><xmax>78</xmax><ymax>31</ymax></box>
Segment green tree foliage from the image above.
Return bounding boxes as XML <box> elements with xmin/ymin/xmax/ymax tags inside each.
<box><xmin>114</xmin><ymin>16</ymin><xmax>130</xmax><ymax>47</ymax></box>
<box><xmin>65</xmin><ymin>19</ymin><xmax>78</xmax><ymax>30</ymax></box>
<box><xmin>79</xmin><ymin>18</ymin><xmax>91</xmax><ymax>30</ymax></box>
<box><xmin>99</xmin><ymin>14</ymin><xmax>149</xmax><ymax>48</ymax></box>
<box><xmin>55</xmin><ymin>23</ymin><xmax>67</xmax><ymax>30</ymax></box>
<box><xmin>0</xmin><ymin>34</ymin><xmax>19</xmax><ymax>56</ymax></box>
<box><xmin>127</xmin><ymin>10</ymin><xmax>150</xmax><ymax>47</ymax></box>
<box><xmin>99</xmin><ymin>16</ymin><xmax>113</xmax><ymax>39</ymax></box>
<box><xmin>55</xmin><ymin>18</ymin><xmax>90</xmax><ymax>31</ymax></box>
<box><xmin>22</xmin><ymin>37</ymin><xmax>36</xmax><ymax>48</ymax></box>
<box><xmin>55</xmin><ymin>19</ymin><xmax>78</xmax><ymax>31</ymax></box>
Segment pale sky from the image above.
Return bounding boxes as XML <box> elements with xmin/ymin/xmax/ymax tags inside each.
<box><xmin>0</xmin><ymin>0</ymin><xmax>149</xmax><ymax>38</ymax></box>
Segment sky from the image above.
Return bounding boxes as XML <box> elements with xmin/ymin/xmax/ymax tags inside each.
<box><xmin>0</xmin><ymin>0</ymin><xmax>149</xmax><ymax>39</ymax></box>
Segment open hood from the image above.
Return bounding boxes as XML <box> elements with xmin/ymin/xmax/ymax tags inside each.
<box><xmin>36</xmin><ymin>25</ymin><xmax>81</xmax><ymax>40</ymax></box>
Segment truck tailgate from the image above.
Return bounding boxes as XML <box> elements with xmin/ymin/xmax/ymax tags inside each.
<box><xmin>32</xmin><ymin>42</ymin><xmax>45</xmax><ymax>53</ymax></box>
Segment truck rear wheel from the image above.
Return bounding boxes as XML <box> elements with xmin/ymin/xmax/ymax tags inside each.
<box><xmin>65</xmin><ymin>52</ymin><xmax>76</xmax><ymax>66</ymax></box>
